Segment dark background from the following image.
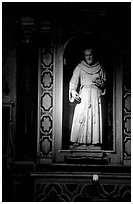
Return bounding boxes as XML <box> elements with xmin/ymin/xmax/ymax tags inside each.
<box><xmin>2</xmin><ymin>2</ymin><xmax>131</xmax><ymax>202</ymax></box>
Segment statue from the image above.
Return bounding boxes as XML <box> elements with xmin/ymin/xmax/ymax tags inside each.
<box><xmin>69</xmin><ymin>48</ymin><xmax>106</xmax><ymax>149</ymax></box>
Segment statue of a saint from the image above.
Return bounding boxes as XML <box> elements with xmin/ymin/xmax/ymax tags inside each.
<box><xmin>69</xmin><ymin>48</ymin><xmax>106</xmax><ymax>149</ymax></box>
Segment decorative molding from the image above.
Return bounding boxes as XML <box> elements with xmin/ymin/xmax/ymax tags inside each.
<box><xmin>42</xmin><ymin>48</ymin><xmax>54</xmax><ymax>68</ymax></box>
<box><xmin>41</xmin><ymin>92</ymin><xmax>53</xmax><ymax>112</ymax></box>
<box><xmin>41</xmin><ymin>71</ymin><xmax>53</xmax><ymax>89</ymax></box>
<box><xmin>40</xmin><ymin>136</ymin><xmax>52</xmax><ymax>156</ymax></box>
<box><xmin>41</xmin><ymin>115</ymin><xmax>52</xmax><ymax>135</ymax></box>
<box><xmin>123</xmin><ymin>60</ymin><xmax>131</xmax><ymax>160</ymax></box>
<box><xmin>38</xmin><ymin>47</ymin><xmax>54</xmax><ymax>159</ymax></box>
<box><xmin>35</xmin><ymin>180</ymin><xmax>131</xmax><ymax>202</ymax></box>
<box><xmin>17</xmin><ymin>16</ymin><xmax>36</xmax><ymax>44</ymax></box>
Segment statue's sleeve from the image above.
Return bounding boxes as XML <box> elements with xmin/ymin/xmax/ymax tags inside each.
<box><xmin>69</xmin><ymin>65</ymin><xmax>80</xmax><ymax>102</ymax></box>
<box><xmin>69</xmin><ymin>65</ymin><xmax>81</xmax><ymax>91</ymax></box>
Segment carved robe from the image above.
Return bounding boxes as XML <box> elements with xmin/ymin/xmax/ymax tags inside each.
<box><xmin>69</xmin><ymin>61</ymin><xmax>106</xmax><ymax>144</ymax></box>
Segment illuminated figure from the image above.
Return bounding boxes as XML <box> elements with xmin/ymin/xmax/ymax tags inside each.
<box><xmin>69</xmin><ymin>48</ymin><xmax>106</xmax><ymax>147</ymax></box>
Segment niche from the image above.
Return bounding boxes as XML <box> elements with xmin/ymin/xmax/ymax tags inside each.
<box><xmin>62</xmin><ymin>33</ymin><xmax>114</xmax><ymax>151</ymax></box>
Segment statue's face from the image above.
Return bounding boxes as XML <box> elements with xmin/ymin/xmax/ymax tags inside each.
<box><xmin>84</xmin><ymin>49</ymin><xmax>95</xmax><ymax>65</ymax></box>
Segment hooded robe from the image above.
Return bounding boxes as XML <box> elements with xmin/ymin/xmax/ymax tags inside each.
<box><xmin>69</xmin><ymin>60</ymin><xmax>106</xmax><ymax>144</ymax></box>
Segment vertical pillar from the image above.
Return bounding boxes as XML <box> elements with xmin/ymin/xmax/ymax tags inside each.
<box><xmin>38</xmin><ymin>46</ymin><xmax>54</xmax><ymax>163</ymax></box>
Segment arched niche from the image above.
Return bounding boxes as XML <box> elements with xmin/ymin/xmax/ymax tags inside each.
<box><xmin>62</xmin><ymin>32</ymin><xmax>114</xmax><ymax>151</ymax></box>
<box><xmin>54</xmin><ymin>32</ymin><xmax>123</xmax><ymax>165</ymax></box>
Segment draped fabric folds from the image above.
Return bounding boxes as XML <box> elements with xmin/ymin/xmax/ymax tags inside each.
<box><xmin>69</xmin><ymin>61</ymin><xmax>106</xmax><ymax>144</ymax></box>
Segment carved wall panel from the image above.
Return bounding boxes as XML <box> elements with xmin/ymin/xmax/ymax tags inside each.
<box><xmin>123</xmin><ymin>47</ymin><xmax>131</xmax><ymax>162</ymax></box>
<box><xmin>123</xmin><ymin>87</ymin><xmax>131</xmax><ymax>158</ymax></box>
<box><xmin>35</xmin><ymin>182</ymin><xmax>131</xmax><ymax>202</ymax></box>
<box><xmin>38</xmin><ymin>48</ymin><xmax>54</xmax><ymax>160</ymax></box>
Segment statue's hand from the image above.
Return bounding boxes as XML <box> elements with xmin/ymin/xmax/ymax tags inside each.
<box><xmin>71</xmin><ymin>90</ymin><xmax>81</xmax><ymax>103</ymax></box>
<box><xmin>93</xmin><ymin>78</ymin><xmax>106</xmax><ymax>89</ymax></box>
